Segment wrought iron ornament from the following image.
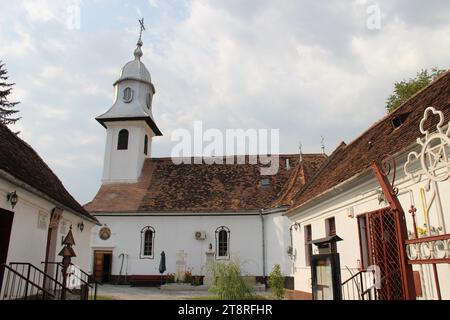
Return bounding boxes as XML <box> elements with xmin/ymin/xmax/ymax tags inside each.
<box><xmin>404</xmin><ymin>107</ymin><xmax>450</xmax><ymax>183</ymax></box>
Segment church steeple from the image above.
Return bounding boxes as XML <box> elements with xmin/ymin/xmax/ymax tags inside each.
<box><xmin>96</xmin><ymin>18</ymin><xmax>161</xmax><ymax>136</ymax></box>
<box><xmin>96</xmin><ymin>19</ymin><xmax>161</xmax><ymax>184</ymax></box>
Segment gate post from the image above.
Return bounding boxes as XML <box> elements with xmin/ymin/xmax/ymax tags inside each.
<box><xmin>372</xmin><ymin>161</ymin><xmax>416</xmax><ymax>300</ymax></box>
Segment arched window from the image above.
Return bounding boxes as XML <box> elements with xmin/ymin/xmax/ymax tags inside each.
<box><xmin>117</xmin><ymin>129</ymin><xmax>129</xmax><ymax>150</ymax></box>
<box><xmin>123</xmin><ymin>87</ymin><xmax>133</xmax><ymax>103</ymax></box>
<box><xmin>144</xmin><ymin>135</ymin><xmax>148</xmax><ymax>155</ymax></box>
<box><xmin>140</xmin><ymin>226</ymin><xmax>155</xmax><ymax>259</ymax></box>
<box><xmin>215</xmin><ymin>226</ymin><xmax>230</xmax><ymax>260</ymax></box>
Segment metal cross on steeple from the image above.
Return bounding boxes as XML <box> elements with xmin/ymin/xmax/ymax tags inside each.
<box><xmin>138</xmin><ymin>18</ymin><xmax>146</xmax><ymax>42</ymax></box>
<box><xmin>299</xmin><ymin>141</ymin><xmax>303</xmax><ymax>163</ymax></box>
<box><xmin>321</xmin><ymin>136</ymin><xmax>326</xmax><ymax>155</ymax></box>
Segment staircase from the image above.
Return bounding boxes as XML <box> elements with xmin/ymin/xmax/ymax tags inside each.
<box><xmin>0</xmin><ymin>262</ymin><xmax>100</xmax><ymax>300</ymax></box>
<box><xmin>341</xmin><ymin>270</ymin><xmax>378</xmax><ymax>300</ymax></box>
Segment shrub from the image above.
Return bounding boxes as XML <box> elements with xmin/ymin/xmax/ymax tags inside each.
<box><xmin>208</xmin><ymin>259</ymin><xmax>254</xmax><ymax>300</ymax></box>
<box><xmin>184</xmin><ymin>271</ymin><xmax>193</xmax><ymax>284</ymax></box>
<box><xmin>165</xmin><ymin>273</ymin><xmax>175</xmax><ymax>283</ymax></box>
<box><xmin>268</xmin><ymin>264</ymin><xmax>285</xmax><ymax>300</ymax></box>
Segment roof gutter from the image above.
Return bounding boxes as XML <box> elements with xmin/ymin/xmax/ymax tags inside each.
<box><xmin>0</xmin><ymin>169</ymin><xmax>100</xmax><ymax>225</ymax></box>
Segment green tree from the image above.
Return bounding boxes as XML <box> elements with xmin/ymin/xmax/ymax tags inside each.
<box><xmin>0</xmin><ymin>61</ymin><xmax>20</xmax><ymax>125</ymax></box>
<box><xmin>386</xmin><ymin>67</ymin><xmax>446</xmax><ymax>113</ymax></box>
<box><xmin>268</xmin><ymin>264</ymin><xmax>285</xmax><ymax>300</ymax></box>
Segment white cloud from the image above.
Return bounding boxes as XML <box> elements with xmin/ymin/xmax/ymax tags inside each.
<box><xmin>38</xmin><ymin>105</ymin><xmax>72</xmax><ymax>120</ymax></box>
<box><xmin>1</xmin><ymin>0</ymin><xmax>449</xmax><ymax>203</ymax></box>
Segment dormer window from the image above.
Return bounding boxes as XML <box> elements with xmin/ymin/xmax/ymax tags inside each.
<box><xmin>261</xmin><ymin>179</ymin><xmax>270</xmax><ymax>187</ymax></box>
<box><xmin>391</xmin><ymin>112</ymin><xmax>410</xmax><ymax>130</ymax></box>
<box><xmin>123</xmin><ymin>87</ymin><xmax>133</xmax><ymax>103</ymax></box>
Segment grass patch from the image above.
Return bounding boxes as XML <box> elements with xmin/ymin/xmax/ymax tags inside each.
<box><xmin>90</xmin><ymin>295</ymin><xmax>116</xmax><ymax>300</ymax></box>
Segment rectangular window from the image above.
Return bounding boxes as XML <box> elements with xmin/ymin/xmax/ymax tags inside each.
<box><xmin>326</xmin><ymin>217</ymin><xmax>337</xmax><ymax>253</ymax></box>
<box><xmin>304</xmin><ymin>225</ymin><xmax>312</xmax><ymax>266</ymax></box>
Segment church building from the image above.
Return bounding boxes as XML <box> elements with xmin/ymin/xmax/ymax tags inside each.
<box><xmin>85</xmin><ymin>35</ymin><xmax>326</xmax><ymax>285</ymax></box>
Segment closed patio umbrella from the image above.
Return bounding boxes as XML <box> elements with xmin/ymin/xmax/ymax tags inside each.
<box><xmin>159</xmin><ymin>251</ymin><xmax>166</xmax><ymax>285</ymax></box>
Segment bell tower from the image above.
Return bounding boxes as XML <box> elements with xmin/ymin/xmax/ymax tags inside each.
<box><xmin>96</xmin><ymin>19</ymin><xmax>162</xmax><ymax>184</ymax></box>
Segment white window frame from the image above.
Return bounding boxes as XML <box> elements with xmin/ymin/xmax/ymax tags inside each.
<box><xmin>140</xmin><ymin>226</ymin><xmax>155</xmax><ymax>259</ymax></box>
<box><xmin>215</xmin><ymin>226</ymin><xmax>230</xmax><ymax>260</ymax></box>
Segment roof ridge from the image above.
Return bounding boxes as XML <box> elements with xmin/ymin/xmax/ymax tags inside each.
<box><xmin>148</xmin><ymin>153</ymin><xmax>326</xmax><ymax>161</ymax></box>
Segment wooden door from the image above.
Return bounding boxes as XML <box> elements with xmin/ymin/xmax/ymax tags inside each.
<box><xmin>93</xmin><ymin>251</ymin><xmax>112</xmax><ymax>283</ymax></box>
<box><xmin>0</xmin><ymin>209</ymin><xmax>14</xmax><ymax>288</ymax></box>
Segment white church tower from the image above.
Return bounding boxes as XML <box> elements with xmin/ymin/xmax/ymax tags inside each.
<box><xmin>96</xmin><ymin>20</ymin><xmax>162</xmax><ymax>184</ymax></box>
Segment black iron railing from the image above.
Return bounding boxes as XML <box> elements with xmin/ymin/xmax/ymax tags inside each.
<box><xmin>42</xmin><ymin>262</ymin><xmax>100</xmax><ymax>300</ymax></box>
<box><xmin>0</xmin><ymin>263</ymin><xmax>62</xmax><ymax>300</ymax></box>
<box><xmin>341</xmin><ymin>270</ymin><xmax>377</xmax><ymax>300</ymax></box>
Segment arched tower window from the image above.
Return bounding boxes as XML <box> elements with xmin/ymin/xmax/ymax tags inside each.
<box><xmin>140</xmin><ymin>226</ymin><xmax>155</xmax><ymax>259</ymax></box>
<box><xmin>117</xmin><ymin>129</ymin><xmax>129</xmax><ymax>150</ymax></box>
<box><xmin>215</xmin><ymin>226</ymin><xmax>230</xmax><ymax>260</ymax></box>
<box><xmin>144</xmin><ymin>135</ymin><xmax>148</xmax><ymax>155</ymax></box>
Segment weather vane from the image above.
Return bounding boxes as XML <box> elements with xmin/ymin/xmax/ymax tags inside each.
<box><xmin>138</xmin><ymin>18</ymin><xmax>146</xmax><ymax>42</ymax></box>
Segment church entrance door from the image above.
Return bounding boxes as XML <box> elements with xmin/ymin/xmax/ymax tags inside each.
<box><xmin>0</xmin><ymin>209</ymin><xmax>14</xmax><ymax>289</ymax></box>
<box><xmin>93</xmin><ymin>251</ymin><xmax>112</xmax><ymax>283</ymax></box>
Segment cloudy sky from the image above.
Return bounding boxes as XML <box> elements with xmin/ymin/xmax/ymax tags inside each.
<box><xmin>1</xmin><ymin>0</ymin><xmax>449</xmax><ymax>204</ymax></box>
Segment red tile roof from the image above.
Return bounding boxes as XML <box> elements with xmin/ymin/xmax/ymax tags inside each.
<box><xmin>0</xmin><ymin>124</ymin><xmax>98</xmax><ymax>223</ymax></box>
<box><xmin>85</xmin><ymin>154</ymin><xmax>326</xmax><ymax>213</ymax></box>
<box><xmin>287</xmin><ymin>70</ymin><xmax>450</xmax><ymax>212</ymax></box>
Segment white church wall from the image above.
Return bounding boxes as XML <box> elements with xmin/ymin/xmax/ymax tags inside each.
<box><xmin>91</xmin><ymin>214</ymin><xmax>267</xmax><ymax>277</ymax></box>
<box><xmin>289</xmin><ymin>156</ymin><xmax>450</xmax><ymax>299</ymax></box>
<box><xmin>0</xmin><ymin>177</ymin><xmax>95</xmax><ymax>273</ymax></box>
<box><xmin>264</xmin><ymin>212</ymin><xmax>293</xmax><ymax>276</ymax></box>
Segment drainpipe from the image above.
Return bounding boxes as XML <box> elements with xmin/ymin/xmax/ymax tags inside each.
<box><xmin>259</xmin><ymin>209</ymin><xmax>266</xmax><ymax>281</ymax></box>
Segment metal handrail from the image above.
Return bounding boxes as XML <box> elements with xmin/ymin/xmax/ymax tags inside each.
<box><xmin>41</xmin><ymin>261</ymin><xmax>100</xmax><ymax>300</ymax></box>
<box><xmin>42</xmin><ymin>262</ymin><xmax>101</xmax><ymax>287</ymax></box>
<box><xmin>10</xmin><ymin>262</ymin><xmax>68</xmax><ymax>290</ymax></box>
<box><xmin>341</xmin><ymin>270</ymin><xmax>365</xmax><ymax>286</ymax></box>
<box><xmin>341</xmin><ymin>269</ymin><xmax>377</xmax><ymax>300</ymax></box>
<box><xmin>1</xmin><ymin>264</ymin><xmax>55</xmax><ymax>300</ymax></box>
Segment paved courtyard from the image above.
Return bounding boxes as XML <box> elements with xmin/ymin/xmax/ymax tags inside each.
<box><xmin>96</xmin><ymin>284</ymin><xmax>272</xmax><ymax>300</ymax></box>
<box><xmin>96</xmin><ymin>284</ymin><xmax>213</xmax><ymax>300</ymax></box>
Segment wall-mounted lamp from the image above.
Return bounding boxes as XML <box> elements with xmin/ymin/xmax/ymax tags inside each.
<box><xmin>77</xmin><ymin>221</ymin><xmax>85</xmax><ymax>232</ymax></box>
<box><xmin>7</xmin><ymin>191</ymin><xmax>18</xmax><ymax>209</ymax></box>
<box><xmin>290</xmin><ymin>222</ymin><xmax>300</xmax><ymax>231</ymax></box>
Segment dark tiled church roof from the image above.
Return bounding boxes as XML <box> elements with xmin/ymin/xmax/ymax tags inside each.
<box><xmin>287</xmin><ymin>69</ymin><xmax>450</xmax><ymax>211</ymax></box>
<box><xmin>0</xmin><ymin>124</ymin><xmax>98</xmax><ymax>222</ymax></box>
<box><xmin>85</xmin><ymin>154</ymin><xmax>326</xmax><ymax>213</ymax></box>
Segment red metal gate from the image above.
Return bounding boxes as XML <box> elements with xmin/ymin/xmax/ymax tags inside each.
<box><xmin>367</xmin><ymin>208</ymin><xmax>405</xmax><ymax>300</ymax></box>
